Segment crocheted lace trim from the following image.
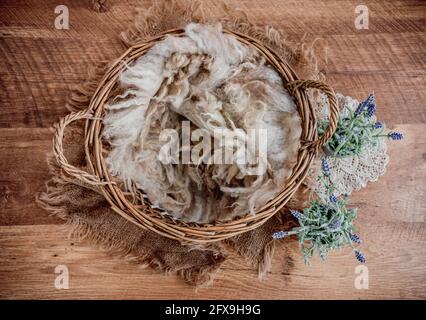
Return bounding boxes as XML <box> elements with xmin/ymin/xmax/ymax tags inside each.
<box><xmin>308</xmin><ymin>93</ymin><xmax>389</xmax><ymax>196</ymax></box>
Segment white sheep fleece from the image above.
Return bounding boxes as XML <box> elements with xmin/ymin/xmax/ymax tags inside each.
<box><xmin>103</xmin><ymin>23</ymin><xmax>301</xmax><ymax>223</ymax></box>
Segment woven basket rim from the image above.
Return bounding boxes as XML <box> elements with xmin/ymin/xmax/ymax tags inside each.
<box><xmin>53</xmin><ymin>27</ymin><xmax>339</xmax><ymax>244</ymax></box>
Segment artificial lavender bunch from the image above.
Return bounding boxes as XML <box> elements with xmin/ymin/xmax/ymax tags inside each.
<box><xmin>272</xmin><ymin>165</ymin><xmax>365</xmax><ymax>264</ymax></box>
<box><xmin>319</xmin><ymin>93</ymin><xmax>403</xmax><ymax>158</ymax></box>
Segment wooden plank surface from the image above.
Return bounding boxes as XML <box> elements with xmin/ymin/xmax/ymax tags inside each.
<box><xmin>0</xmin><ymin>0</ymin><xmax>425</xmax><ymax>299</ymax></box>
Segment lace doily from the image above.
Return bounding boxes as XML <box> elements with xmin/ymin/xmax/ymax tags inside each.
<box><xmin>308</xmin><ymin>93</ymin><xmax>389</xmax><ymax>196</ymax></box>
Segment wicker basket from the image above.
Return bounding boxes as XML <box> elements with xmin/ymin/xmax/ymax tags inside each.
<box><xmin>53</xmin><ymin>28</ymin><xmax>339</xmax><ymax>244</ymax></box>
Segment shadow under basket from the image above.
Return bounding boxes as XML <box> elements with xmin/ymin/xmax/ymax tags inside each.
<box><xmin>53</xmin><ymin>28</ymin><xmax>339</xmax><ymax>244</ymax></box>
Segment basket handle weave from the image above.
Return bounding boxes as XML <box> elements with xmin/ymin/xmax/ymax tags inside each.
<box><xmin>52</xmin><ymin>109</ymin><xmax>108</xmax><ymax>185</ymax></box>
<box><xmin>286</xmin><ymin>79</ymin><xmax>339</xmax><ymax>153</ymax></box>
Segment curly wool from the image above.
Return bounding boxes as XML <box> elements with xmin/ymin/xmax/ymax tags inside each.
<box><xmin>103</xmin><ymin>23</ymin><xmax>301</xmax><ymax>223</ymax></box>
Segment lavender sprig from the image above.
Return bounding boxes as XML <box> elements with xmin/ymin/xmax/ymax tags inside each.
<box><xmin>366</xmin><ymin>100</ymin><xmax>377</xmax><ymax>118</ymax></box>
<box><xmin>329</xmin><ymin>218</ymin><xmax>342</xmax><ymax>230</ymax></box>
<box><xmin>354</xmin><ymin>249</ymin><xmax>366</xmax><ymax>263</ymax></box>
<box><xmin>374</xmin><ymin>121</ymin><xmax>383</xmax><ymax>129</ymax></box>
<box><xmin>355</xmin><ymin>93</ymin><xmax>375</xmax><ymax>116</ymax></box>
<box><xmin>388</xmin><ymin>132</ymin><xmax>403</xmax><ymax>141</ymax></box>
<box><xmin>291</xmin><ymin>209</ymin><xmax>304</xmax><ymax>220</ymax></box>
<box><xmin>272</xmin><ymin>230</ymin><xmax>289</xmax><ymax>239</ymax></box>
<box><xmin>350</xmin><ymin>233</ymin><xmax>362</xmax><ymax>244</ymax></box>
<box><xmin>321</xmin><ymin>157</ymin><xmax>330</xmax><ymax>177</ymax></box>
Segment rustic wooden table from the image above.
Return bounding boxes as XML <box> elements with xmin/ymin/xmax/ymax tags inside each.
<box><xmin>0</xmin><ymin>0</ymin><xmax>425</xmax><ymax>299</ymax></box>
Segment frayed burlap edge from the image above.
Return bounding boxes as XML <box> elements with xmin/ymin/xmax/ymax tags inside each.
<box><xmin>37</xmin><ymin>146</ymin><xmax>228</xmax><ymax>286</ymax></box>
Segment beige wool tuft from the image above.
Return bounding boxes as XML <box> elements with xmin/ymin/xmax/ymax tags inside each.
<box><xmin>103</xmin><ymin>23</ymin><xmax>302</xmax><ymax>223</ymax></box>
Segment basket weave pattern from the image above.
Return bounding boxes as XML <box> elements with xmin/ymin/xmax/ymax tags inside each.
<box><xmin>53</xmin><ymin>28</ymin><xmax>339</xmax><ymax>244</ymax></box>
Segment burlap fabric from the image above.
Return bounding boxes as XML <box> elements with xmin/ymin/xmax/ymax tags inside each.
<box><xmin>38</xmin><ymin>0</ymin><xmax>320</xmax><ymax>286</ymax></box>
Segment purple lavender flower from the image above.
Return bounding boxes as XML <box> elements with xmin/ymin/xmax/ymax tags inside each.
<box><xmin>374</xmin><ymin>121</ymin><xmax>383</xmax><ymax>129</ymax></box>
<box><xmin>321</xmin><ymin>157</ymin><xmax>330</xmax><ymax>177</ymax></box>
<box><xmin>354</xmin><ymin>104</ymin><xmax>365</xmax><ymax>116</ymax></box>
<box><xmin>272</xmin><ymin>230</ymin><xmax>289</xmax><ymax>239</ymax></box>
<box><xmin>366</xmin><ymin>100</ymin><xmax>377</xmax><ymax>118</ymax></box>
<box><xmin>354</xmin><ymin>249</ymin><xmax>366</xmax><ymax>263</ymax></box>
<box><xmin>355</xmin><ymin>93</ymin><xmax>375</xmax><ymax>116</ymax></box>
<box><xmin>329</xmin><ymin>195</ymin><xmax>337</xmax><ymax>203</ymax></box>
<box><xmin>388</xmin><ymin>132</ymin><xmax>403</xmax><ymax>140</ymax></box>
<box><xmin>350</xmin><ymin>233</ymin><xmax>362</xmax><ymax>244</ymax></box>
<box><xmin>329</xmin><ymin>218</ymin><xmax>342</xmax><ymax>230</ymax></box>
<box><xmin>290</xmin><ymin>209</ymin><xmax>304</xmax><ymax>220</ymax></box>
<box><xmin>337</xmin><ymin>135</ymin><xmax>346</xmax><ymax>144</ymax></box>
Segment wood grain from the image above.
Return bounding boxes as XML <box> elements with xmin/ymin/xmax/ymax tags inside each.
<box><xmin>0</xmin><ymin>0</ymin><xmax>425</xmax><ymax>299</ymax></box>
